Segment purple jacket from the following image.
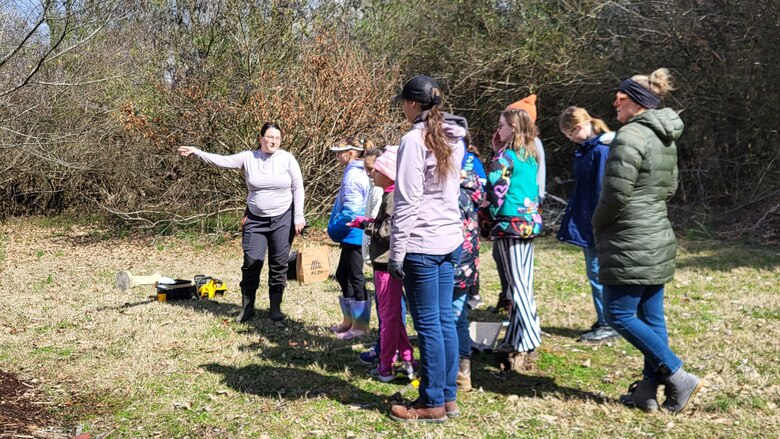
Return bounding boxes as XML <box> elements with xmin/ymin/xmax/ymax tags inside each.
<box><xmin>390</xmin><ymin>113</ymin><xmax>467</xmax><ymax>261</ymax></box>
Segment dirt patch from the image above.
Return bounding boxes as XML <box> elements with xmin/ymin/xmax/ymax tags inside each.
<box><xmin>0</xmin><ymin>369</ymin><xmax>65</xmax><ymax>438</ymax></box>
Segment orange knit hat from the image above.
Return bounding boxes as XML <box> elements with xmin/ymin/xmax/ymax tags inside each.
<box><xmin>506</xmin><ymin>94</ymin><xmax>538</xmax><ymax>123</ymax></box>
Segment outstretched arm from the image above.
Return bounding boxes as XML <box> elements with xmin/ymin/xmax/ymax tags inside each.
<box><xmin>177</xmin><ymin>146</ymin><xmax>245</xmax><ymax>169</ymax></box>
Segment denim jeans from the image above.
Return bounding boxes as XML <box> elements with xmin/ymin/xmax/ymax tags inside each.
<box><xmin>403</xmin><ymin>248</ymin><xmax>461</xmax><ymax>407</ymax></box>
<box><xmin>604</xmin><ymin>284</ymin><xmax>683</xmax><ymax>379</ymax></box>
<box><xmin>583</xmin><ymin>247</ymin><xmax>606</xmax><ymax>326</ymax></box>
<box><xmin>452</xmin><ymin>287</ymin><xmax>471</xmax><ymax>359</ymax></box>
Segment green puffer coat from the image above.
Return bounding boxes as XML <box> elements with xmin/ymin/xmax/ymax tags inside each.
<box><xmin>592</xmin><ymin>108</ymin><xmax>683</xmax><ymax>285</ymax></box>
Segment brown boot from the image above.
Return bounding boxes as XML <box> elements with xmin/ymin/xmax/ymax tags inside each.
<box><xmin>445</xmin><ymin>400</ymin><xmax>460</xmax><ymax>418</ymax></box>
<box><xmin>497</xmin><ymin>350</ymin><xmax>538</xmax><ymax>373</ymax></box>
<box><xmin>509</xmin><ymin>351</ymin><xmax>539</xmax><ymax>372</ymax></box>
<box><xmin>389</xmin><ymin>403</ymin><xmax>447</xmax><ymax>423</ymax></box>
<box><xmin>508</xmin><ymin>352</ymin><xmax>526</xmax><ymax>372</ymax></box>
<box><xmin>456</xmin><ymin>357</ymin><xmax>472</xmax><ymax>393</ymax></box>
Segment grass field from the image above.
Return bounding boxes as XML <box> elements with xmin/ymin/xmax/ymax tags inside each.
<box><xmin>0</xmin><ymin>217</ymin><xmax>778</xmax><ymax>438</ymax></box>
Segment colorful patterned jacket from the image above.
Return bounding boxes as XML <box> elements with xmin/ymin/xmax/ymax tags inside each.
<box><xmin>455</xmin><ymin>168</ymin><xmax>485</xmax><ymax>289</ymax></box>
<box><xmin>479</xmin><ymin>146</ymin><xmax>542</xmax><ymax>240</ymax></box>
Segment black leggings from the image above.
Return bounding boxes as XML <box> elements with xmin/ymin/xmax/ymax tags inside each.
<box><xmin>335</xmin><ymin>244</ymin><xmax>366</xmax><ymax>301</ymax></box>
<box><xmin>239</xmin><ymin>208</ymin><xmax>294</xmax><ymax>293</ymax></box>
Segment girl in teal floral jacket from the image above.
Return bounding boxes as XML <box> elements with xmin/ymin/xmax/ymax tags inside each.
<box><xmin>479</xmin><ymin>108</ymin><xmax>543</xmax><ymax>360</ymax></box>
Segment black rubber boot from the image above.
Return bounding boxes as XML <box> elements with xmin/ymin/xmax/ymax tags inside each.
<box><xmin>268</xmin><ymin>286</ymin><xmax>286</xmax><ymax>322</ymax></box>
<box><xmin>236</xmin><ymin>289</ymin><xmax>257</xmax><ymax>323</ymax></box>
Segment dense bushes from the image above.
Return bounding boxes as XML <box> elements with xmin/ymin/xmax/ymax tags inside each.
<box><xmin>1</xmin><ymin>0</ymin><xmax>777</xmax><ymax>237</ymax></box>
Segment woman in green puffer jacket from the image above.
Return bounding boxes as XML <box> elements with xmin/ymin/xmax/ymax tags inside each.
<box><xmin>593</xmin><ymin>68</ymin><xmax>703</xmax><ymax>414</ymax></box>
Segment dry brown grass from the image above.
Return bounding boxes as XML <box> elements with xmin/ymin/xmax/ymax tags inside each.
<box><xmin>0</xmin><ymin>218</ymin><xmax>778</xmax><ymax>438</ymax></box>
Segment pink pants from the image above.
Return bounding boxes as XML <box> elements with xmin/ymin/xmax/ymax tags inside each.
<box><xmin>375</xmin><ymin>270</ymin><xmax>414</xmax><ymax>370</ymax></box>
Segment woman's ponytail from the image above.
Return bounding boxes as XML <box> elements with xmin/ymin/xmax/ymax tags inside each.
<box><xmin>591</xmin><ymin>117</ymin><xmax>611</xmax><ymax>135</ymax></box>
<box><xmin>559</xmin><ymin>106</ymin><xmax>611</xmax><ymax>136</ymax></box>
<box><xmin>424</xmin><ymin>105</ymin><xmax>454</xmax><ymax>182</ymax></box>
<box><xmin>632</xmin><ymin>68</ymin><xmax>675</xmax><ymax>99</ymax></box>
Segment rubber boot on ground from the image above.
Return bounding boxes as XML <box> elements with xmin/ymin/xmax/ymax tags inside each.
<box><xmin>329</xmin><ymin>296</ymin><xmax>353</xmax><ymax>333</ymax></box>
<box><xmin>337</xmin><ymin>296</ymin><xmax>371</xmax><ymax>340</ymax></box>
<box><xmin>236</xmin><ymin>289</ymin><xmax>257</xmax><ymax>323</ymax></box>
<box><xmin>268</xmin><ymin>286</ymin><xmax>286</xmax><ymax>322</ymax></box>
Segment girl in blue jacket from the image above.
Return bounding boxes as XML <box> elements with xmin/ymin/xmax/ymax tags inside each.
<box><xmin>556</xmin><ymin>106</ymin><xmax>617</xmax><ymax>343</ymax></box>
<box><xmin>328</xmin><ymin>137</ymin><xmax>371</xmax><ymax>340</ymax></box>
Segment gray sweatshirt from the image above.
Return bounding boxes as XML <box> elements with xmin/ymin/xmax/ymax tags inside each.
<box><xmin>192</xmin><ymin>148</ymin><xmax>305</xmax><ymax>224</ymax></box>
<box><xmin>390</xmin><ymin>114</ymin><xmax>466</xmax><ymax>261</ymax></box>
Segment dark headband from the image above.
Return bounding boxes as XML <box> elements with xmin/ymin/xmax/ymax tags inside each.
<box><xmin>618</xmin><ymin>79</ymin><xmax>661</xmax><ymax>109</ymax></box>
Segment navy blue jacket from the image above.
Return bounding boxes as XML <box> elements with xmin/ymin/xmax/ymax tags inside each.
<box><xmin>556</xmin><ymin>134</ymin><xmax>610</xmax><ymax>248</ymax></box>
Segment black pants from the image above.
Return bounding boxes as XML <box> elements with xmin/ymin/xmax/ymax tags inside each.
<box><xmin>335</xmin><ymin>243</ymin><xmax>366</xmax><ymax>301</ymax></box>
<box><xmin>240</xmin><ymin>208</ymin><xmax>294</xmax><ymax>293</ymax></box>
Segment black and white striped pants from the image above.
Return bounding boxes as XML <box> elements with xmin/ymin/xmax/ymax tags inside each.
<box><xmin>495</xmin><ymin>238</ymin><xmax>541</xmax><ymax>352</ymax></box>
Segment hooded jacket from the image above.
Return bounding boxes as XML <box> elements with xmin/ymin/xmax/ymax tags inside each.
<box><xmin>556</xmin><ymin>132</ymin><xmax>611</xmax><ymax>248</ymax></box>
<box><xmin>390</xmin><ymin>112</ymin><xmax>467</xmax><ymax>261</ymax></box>
<box><xmin>592</xmin><ymin>108</ymin><xmax>683</xmax><ymax>285</ymax></box>
<box><xmin>365</xmin><ymin>185</ymin><xmax>395</xmax><ymax>271</ymax></box>
<box><xmin>328</xmin><ymin>160</ymin><xmax>370</xmax><ymax>246</ymax></box>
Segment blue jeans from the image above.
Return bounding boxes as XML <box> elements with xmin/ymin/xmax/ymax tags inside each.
<box><xmin>583</xmin><ymin>247</ymin><xmax>606</xmax><ymax>326</ymax></box>
<box><xmin>604</xmin><ymin>284</ymin><xmax>683</xmax><ymax>379</ymax></box>
<box><xmin>374</xmin><ymin>290</ymin><xmax>407</xmax><ymax>357</ymax></box>
<box><xmin>403</xmin><ymin>249</ymin><xmax>461</xmax><ymax>407</ymax></box>
<box><xmin>452</xmin><ymin>288</ymin><xmax>471</xmax><ymax>359</ymax></box>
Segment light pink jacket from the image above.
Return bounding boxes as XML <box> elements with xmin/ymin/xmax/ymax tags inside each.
<box><xmin>390</xmin><ymin>118</ymin><xmax>466</xmax><ymax>261</ymax></box>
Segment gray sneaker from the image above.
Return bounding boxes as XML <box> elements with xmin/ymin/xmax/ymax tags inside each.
<box><xmin>619</xmin><ymin>378</ymin><xmax>660</xmax><ymax>411</ymax></box>
<box><xmin>663</xmin><ymin>368</ymin><xmax>703</xmax><ymax>413</ymax></box>
<box><xmin>578</xmin><ymin>325</ymin><xmax>619</xmax><ymax>343</ymax></box>
<box><xmin>394</xmin><ymin>360</ymin><xmax>417</xmax><ymax>380</ymax></box>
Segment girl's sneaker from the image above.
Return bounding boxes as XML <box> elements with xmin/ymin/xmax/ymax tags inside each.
<box><xmin>395</xmin><ymin>360</ymin><xmax>418</xmax><ymax>380</ymax></box>
<box><xmin>359</xmin><ymin>346</ymin><xmax>379</xmax><ymax>365</ymax></box>
<box><xmin>368</xmin><ymin>365</ymin><xmax>395</xmax><ymax>382</ymax></box>
<box><xmin>467</xmin><ymin>293</ymin><xmax>484</xmax><ymax>309</ymax></box>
